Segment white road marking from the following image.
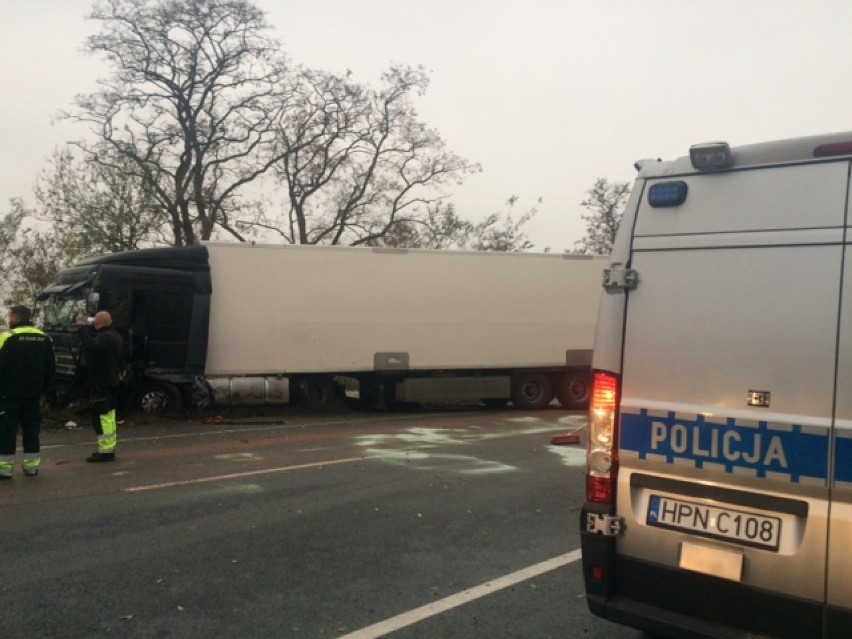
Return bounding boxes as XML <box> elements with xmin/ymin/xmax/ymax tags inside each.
<box><xmin>123</xmin><ymin>456</ymin><xmax>364</xmax><ymax>492</ymax></box>
<box><xmin>364</xmin><ymin>449</ymin><xmax>518</xmax><ymax>475</ymax></box>
<box><xmin>338</xmin><ymin>550</ymin><xmax>583</xmax><ymax>639</ymax></box>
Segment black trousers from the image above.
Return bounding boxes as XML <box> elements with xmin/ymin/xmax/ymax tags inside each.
<box><xmin>0</xmin><ymin>397</ymin><xmax>41</xmax><ymax>455</ymax></box>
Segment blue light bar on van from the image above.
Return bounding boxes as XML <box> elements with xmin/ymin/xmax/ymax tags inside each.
<box><xmin>689</xmin><ymin>142</ymin><xmax>732</xmax><ymax>170</ymax></box>
<box><xmin>648</xmin><ymin>181</ymin><xmax>688</xmax><ymax>208</ymax></box>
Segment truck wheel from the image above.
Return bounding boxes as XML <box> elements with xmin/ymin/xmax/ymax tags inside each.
<box><xmin>511</xmin><ymin>373</ymin><xmax>554</xmax><ymax>410</ymax></box>
<box><xmin>296</xmin><ymin>376</ymin><xmax>336</xmax><ymax>406</ymax></box>
<box><xmin>556</xmin><ymin>373</ymin><xmax>591</xmax><ymax>409</ymax></box>
<box><xmin>134</xmin><ymin>382</ymin><xmax>184</xmax><ymax>415</ymax></box>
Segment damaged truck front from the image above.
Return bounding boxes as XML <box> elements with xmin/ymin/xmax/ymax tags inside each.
<box><xmin>38</xmin><ymin>246</ymin><xmax>211</xmax><ymax>413</ymax></box>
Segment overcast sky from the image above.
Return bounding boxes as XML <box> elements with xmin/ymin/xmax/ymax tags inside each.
<box><xmin>3</xmin><ymin>0</ymin><xmax>852</xmax><ymax>251</ymax></box>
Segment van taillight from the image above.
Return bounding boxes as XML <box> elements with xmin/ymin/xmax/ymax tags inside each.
<box><xmin>586</xmin><ymin>371</ymin><xmax>620</xmax><ymax>503</ymax></box>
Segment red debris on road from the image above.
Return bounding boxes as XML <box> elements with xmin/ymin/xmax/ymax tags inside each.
<box><xmin>550</xmin><ymin>433</ymin><xmax>581</xmax><ymax>446</ymax></box>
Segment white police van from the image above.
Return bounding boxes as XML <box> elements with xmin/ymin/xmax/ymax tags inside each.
<box><xmin>581</xmin><ymin>132</ymin><xmax>852</xmax><ymax>638</ymax></box>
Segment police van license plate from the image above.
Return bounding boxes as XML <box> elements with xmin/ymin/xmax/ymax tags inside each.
<box><xmin>647</xmin><ymin>495</ymin><xmax>781</xmax><ymax>551</ymax></box>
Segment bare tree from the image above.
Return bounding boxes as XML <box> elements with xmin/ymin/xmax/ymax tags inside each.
<box><xmin>367</xmin><ymin>196</ymin><xmax>538</xmax><ymax>251</ymax></box>
<box><xmin>0</xmin><ymin>200</ymin><xmax>25</xmax><ymax>277</ymax></box>
<box><xmin>34</xmin><ymin>146</ymin><xmax>168</xmax><ymax>262</ymax></box>
<box><xmin>241</xmin><ymin>64</ymin><xmax>481</xmax><ymax>245</ymax></box>
<box><xmin>63</xmin><ymin>1</ymin><xmax>527</xmax><ymax>252</ymax></box>
<box><xmin>366</xmin><ymin>201</ymin><xmax>467</xmax><ymax>249</ymax></box>
<box><xmin>0</xmin><ymin>200</ymin><xmax>64</xmax><ymax>309</ymax></box>
<box><xmin>573</xmin><ymin>178</ymin><xmax>631</xmax><ymax>255</ymax></box>
<box><xmin>5</xmin><ymin>231</ymin><xmax>64</xmax><ymax>310</ymax></box>
<box><xmin>469</xmin><ymin>195</ymin><xmax>538</xmax><ymax>252</ymax></box>
<box><xmin>66</xmin><ymin>0</ymin><xmax>290</xmax><ymax>245</ymax></box>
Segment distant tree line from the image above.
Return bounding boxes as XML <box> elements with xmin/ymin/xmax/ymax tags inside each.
<box><xmin>0</xmin><ymin>0</ymin><xmax>629</xmax><ymax>308</ymax></box>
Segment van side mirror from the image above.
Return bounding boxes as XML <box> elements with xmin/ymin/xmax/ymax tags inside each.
<box><xmin>86</xmin><ymin>292</ymin><xmax>100</xmax><ymax>315</ymax></box>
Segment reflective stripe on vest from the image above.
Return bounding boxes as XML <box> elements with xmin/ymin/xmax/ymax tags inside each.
<box><xmin>0</xmin><ymin>325</ymin><xmax>51</xmax><ymax>349</ymax></box>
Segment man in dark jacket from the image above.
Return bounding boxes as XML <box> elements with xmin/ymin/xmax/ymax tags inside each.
<box><xmin>77</xmin><ymin>310</ymin><xmax>124</xmax><ymax>462</ymax></box>
<box><xmin>0</xmin><ymin>305</ymin><xmax>56</xmax><ymax>479</ymax></box>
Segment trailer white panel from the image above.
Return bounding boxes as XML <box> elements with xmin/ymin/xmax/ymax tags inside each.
<box><xmin>203</xmin><ymin>243</ymin><xmax>604</xmax><ymax>376</ymax></box>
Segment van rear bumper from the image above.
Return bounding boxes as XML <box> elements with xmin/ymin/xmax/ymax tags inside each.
<box><xmin>580</xmin><ymin>519</ymin><xmax>834</xmax><ymax>638</ymax></box>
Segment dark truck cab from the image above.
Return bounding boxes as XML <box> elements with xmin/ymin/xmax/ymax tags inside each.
<box><xmin>38</xmin><ymin>246</ymin><xmax>211</xmax><ymax>413</ymax></box>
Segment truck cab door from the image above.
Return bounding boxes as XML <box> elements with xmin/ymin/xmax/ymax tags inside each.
<box><xmin>131</xmin><ymin>289</ymin><xmax>192</xmax><ymax>368</ymax></box>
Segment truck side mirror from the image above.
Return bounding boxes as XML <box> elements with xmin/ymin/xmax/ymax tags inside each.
<box><xmin>86</xmin><ymin>292</ymin><xmax>100</xmax><ymax>315</ymax></box>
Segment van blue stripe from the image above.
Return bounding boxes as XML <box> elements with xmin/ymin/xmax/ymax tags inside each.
<box><xmin>620</xmin><ymin>410</ymin><xmax>830</xmax><ymax>484</ymax></box>
<box><xmin>835</xmin><ymin>436</ymin><xmax>852</xmax><ymax>484</ymax></box>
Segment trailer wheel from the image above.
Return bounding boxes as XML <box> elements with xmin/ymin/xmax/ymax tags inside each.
<box><xmin>134</xmin><ymin>382</ymin><xmax>184</xmax><ymax>415</ymax></box>
<box><xmin>296</xmin><ymin>376</ymin><xmax>336</xmax><ymax>406</ymax></box>
<box><xmin>511</xmin><ymin>373</ymin><xmax>554</xmax><ymax>410</ymax></box>
<box><xmin>556</xmin><ymin>373</ymin><xmax>591</xmax><ymax>409</ymax></box>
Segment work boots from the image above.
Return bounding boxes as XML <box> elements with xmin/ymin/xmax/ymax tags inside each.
<box><xmin>87</xmin><ymin>452</ymin><xmax>116</xmax><ymax>463</ymax></box>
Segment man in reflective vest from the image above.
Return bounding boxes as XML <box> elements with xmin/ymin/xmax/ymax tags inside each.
<box><xmin>0</xmin><ymin>305</ymin><xmax>56</xmax><ymax>479</ymax></box>
<box><xmin>77</xmin><ymin>311</ymin><xmax>124</xmax><ymax>462</ymax></box>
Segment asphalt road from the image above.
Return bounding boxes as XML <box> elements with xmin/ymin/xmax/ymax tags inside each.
<box><xmin>1</xmin><ymin>405</ymin><xmax>646</xmax><ymax>638</ymax></box>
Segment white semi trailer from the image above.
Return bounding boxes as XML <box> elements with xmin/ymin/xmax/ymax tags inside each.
<box><xmin>38</xmin><ymin>243</ymin><xmax>605</xmax><ymax>413</ymax></box>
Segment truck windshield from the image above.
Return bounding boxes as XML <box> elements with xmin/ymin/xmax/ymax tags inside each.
<box><xmin>40</xmin><ymin>292</ymin><xmax>89</xmax><ymax>332</ymax></box>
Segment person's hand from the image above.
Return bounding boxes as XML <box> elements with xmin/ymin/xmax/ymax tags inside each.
<box><xmin>76</xmin><ymin>312</ymin><xmax>88</xmax><ymax>327</ymax></box>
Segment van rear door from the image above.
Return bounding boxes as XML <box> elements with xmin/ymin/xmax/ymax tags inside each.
<box><xmin>827</xmin><ymin>239</ymin><xmax>852</xmax><ymax>634</ymax></box>
<box><xmin>615</xmin><ymin>160</ymin><xmax>849</xmax><ymax>636</ymax></box>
